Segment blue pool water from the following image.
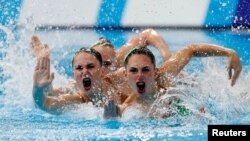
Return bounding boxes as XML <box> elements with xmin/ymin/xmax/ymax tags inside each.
<box><xmin>0</xmin><ymin>27</ymin><xmax>250</xmax><ymax>140</ymax></box>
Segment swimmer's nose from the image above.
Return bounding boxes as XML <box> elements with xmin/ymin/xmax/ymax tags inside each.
<box><xmin>81</xmin><ymin>67</ymin><xmax>90</xmax><ymax>75</ymax></box>
<box><xmin>137</xmin><ymin>71</ymin><xmax>144</xmax><ymax>79</ymax></box>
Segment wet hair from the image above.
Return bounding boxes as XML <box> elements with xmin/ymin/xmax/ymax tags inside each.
<box><xmin>124</xmin><ymin>47</ymin><xmax>156</xmax><ymax>68</ymax></box>
<box><xmin>72</xmin><ymin>48</ymin><xmax>103</xmax><ymax>67</ymax></box>
<box><xmin>90</xmin><ymin>37</ymin><xmax>114</xmax><ymax>49</ymax></box>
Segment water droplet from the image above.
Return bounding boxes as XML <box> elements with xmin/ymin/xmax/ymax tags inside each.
<box><xmin>222</xmin><ymin>3</ymin><xmax>227</xmax><ymax>7</ymax></box>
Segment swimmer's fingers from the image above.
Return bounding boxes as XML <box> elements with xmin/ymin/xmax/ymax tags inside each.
<box><xmin>109</xmin><ymin>100</ymin><xmax>121</xmax><ymax>117</ymax></box>
<box><xmin>103</xmin><ymin>104</ymin><xmax>109</xmax><ymax>118</ymax></box>
<box><xmin>108</xmin><ymin>100</ymin><xmax>116</xmax><ymax>116</ymax></box>
<box><xmin>31</xmin><ymin>35</ymin><xmax>43</xmax><ymax>54</ymax></box>
<box><xmin>231</xmin><ymin>68</ymin><xmax>241</xmax><ymax>86</ymax></box>
<box><xmin>228</xmin><ymin>67</ymin><xmax>232</xmax><ymax>80</ymax></box>
<box><xmin>104</xmin><ymin>100</ymin><xmax>120</xmax><ymax>118</ymax></box>
<box><xmin>38</xmin><ymin>58</ymin><xmax>44</xmax><ymax>71</ymax></box>
<box><xmin>31</xmin><ymin>35</ymin><xmax>42</xmax><ymax>48</ymax></box>
<box><xmin>40</xmin><ymin>57</ymin><xmax>48</xmax><ymax>73</ymax></box>
<box><xmin>45</xmin><ymin>57</ymin><xmax>54</xmax><ymax>82</ymax></box>
<box><xmin>31</xmin><ymin>35</ymin><xmax>40</xmax><ymax>43</ymax></box>
<box><xmin>43</xmin><ymin>44</ymin><xmax>50</xmax><ymax>58</ymax></box>
<box><xmin>31</xmin><ymin>35</ymin><xmax>50</xmax><ymax>58</ymax></box>
<box><xmin>35</xmin><ymin>58</ymin><xmax>40</xmax><ymax>71</ymax></box>
<box><xmin>227</xmin><ymin>51</ymin><xmax>242</xmax><ymax>86</ymax></box>
<box><xmin>46</xmin><ymin>57</ymin><xmax>50</xmax><ymax>72</ymax></box>
<box><xmin>41</xmin><ymin>57</ymin><xmax>47</xmax><ymax>70</ymax></box>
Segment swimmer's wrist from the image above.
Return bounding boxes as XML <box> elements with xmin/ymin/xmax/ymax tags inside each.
<box><xmin>33</xmin><ymin>83</ymin><xmax>52</xmax><ymax>89</ymax></box>
<box><xmin>33</xmin><ymin>84</ymin><xmax>53</xmax><ymax>96</ymax></box>
<box><xmin>226</xmin><ymin>49</ymin><xmax>236</xmax><ymax>57</ymax></box>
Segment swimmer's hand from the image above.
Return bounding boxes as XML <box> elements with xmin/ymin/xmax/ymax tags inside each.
<box><xmin>31</xmin><ymin>36</ymin><xmax>50</xmax><ymax>58</ymax></box>
<box><xmin>103</xmin><ymin>100</ymin><xmax>121</xmax><ymax>119</ymax></box>
<box><xmin>34</xmin><ymin>57</ymin><xmax>54</xmax><ymax>88</ymax></box>
<box><xmin>227</xmin><ymin>50</ymin><xmax>242</xmax><ymax>86</ymax></box>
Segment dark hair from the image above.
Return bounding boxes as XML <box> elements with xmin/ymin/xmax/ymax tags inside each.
<box><xmin>90</xmin><ymin>37</ymin><xmax>114</xmax><ymax>49</ymax></box>
<box><xmin>72</xmin><ymin>48</ymin><xmax>103</xmax><ymax>67</ymax></box>
<box><xmin>124</xmin><ymin>47</ymin><xmax>156</xmax><ymax>68</ymax></box>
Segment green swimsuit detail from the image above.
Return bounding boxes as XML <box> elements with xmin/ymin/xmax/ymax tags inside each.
<box><xmin>173</xmin><ymin>97</ymin><xmax>192</xmax><ymax>116</ymax></box>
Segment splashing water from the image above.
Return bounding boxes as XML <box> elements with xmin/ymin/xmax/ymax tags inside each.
<box><xmin>0</xmin><ymin>26</ymin><xmax>249</xmax><ymax>140</ymax></box>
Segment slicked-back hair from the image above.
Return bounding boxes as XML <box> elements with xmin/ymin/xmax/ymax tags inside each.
<box><xmin>124</xmin><ymin>47</ymin><xmax>156</xmax><ymax>68</ymax></box>
<box><xmin>72</xmin><ymin>48</ymin><xmax>103</xmax><ymax>68</ymax></box>
<box><xmin>90</xmin><ymin>37</ymin><xmax>114</xmax><ymax>49</ymax></box>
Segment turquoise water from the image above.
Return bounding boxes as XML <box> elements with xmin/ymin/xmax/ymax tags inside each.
<box><xmin>0</xmin><ymin>28</ymin><xmax>249</xmax><ymax>140</ymax></box>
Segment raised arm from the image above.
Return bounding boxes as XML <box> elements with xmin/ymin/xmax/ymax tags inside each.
<box><xmin>116</xmin><ymin>28</ymin><xmax>171</xmax><ymax>67</ymax></box>
<box><xmin>33</xmin><ymin>57</ymin><xmax>83</xmax><ymax>114</ymax></box>
<box><xmin>158</xmin><ymin>43</ymin><xmax>242</xmax><ymax>86</ymax></box>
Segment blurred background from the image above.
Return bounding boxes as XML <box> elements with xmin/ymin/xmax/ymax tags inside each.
<box><xmin>1</xmin><ymin>0</ymin><xmax>249</xmax><ymax>28</ymax></box>
<box><xmin>1</xmin><ymin>0</ymin><xmax>249</xmax><ymax>34</ymax></box>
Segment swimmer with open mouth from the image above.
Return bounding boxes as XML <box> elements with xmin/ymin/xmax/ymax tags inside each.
<box><xmin>82</xmin><ymin>77</ymin><xmax>91</xmax><ymax>91</ymax></box>
<box><xmin>136</xmin><ymin>81</ymin><xmax>146</xmax><ymax>94</ymax></box>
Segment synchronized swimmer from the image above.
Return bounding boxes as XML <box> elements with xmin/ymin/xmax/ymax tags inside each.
<box><xmin>31</xmin><ymin>29</ymin><xmax>242</xmax><ymax>118</ymax></box>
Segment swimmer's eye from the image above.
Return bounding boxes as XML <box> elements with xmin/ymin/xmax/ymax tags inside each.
<box><xmin>86</xmin><ymin>64</ymin><xmax>95</xmax><ymax>69</ymax></box>
<box><xmin>103</xmin><ymin>61</ymin><xmax>112</xmax><ymax>67</ymax></box>
<box><xmin>74</xmin><ymin>64</ymin><xmax>95</xmax><ymax>70</ymax></box>
<box><xmin>142</xmin><ymin>67</ymin><xmax>150</xmax><ymax>72</ymax></box>
<box><xmin>129</xmin><ymin>68</ymin><xmax>138</xmax><ymax>73</ymax></box>
<box><xmin>75</xmin><ymin>65</ymin><xmax>84</xmax><ymax>71</ymax></box>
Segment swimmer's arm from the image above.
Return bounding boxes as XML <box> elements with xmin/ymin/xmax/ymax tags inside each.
<box><xmin>33</xmin><ymin>57</ymin><xmax>81</xmax><ymax>113</ymax></box>
<box><xmin>33</xmin><ymin>56</ymin><xmax>54</xmax><ymax>111</ymax></box>
<box><xmin>116</xmin><ymin>28</ymin><xmax>171</xmax><ymax>67</ymax></box>
<box><xmin>158</xmin><ymin>43</ymin><xmax>242</xmax><ymax>86</ymax></box>
<box><xmin>33</xmin><ymin>85</ymin><xmax>83</xmax><ymax>112</ymax></box>
<box><xmin>118</xmin><ymin>93</ymin><xmax>137</xmax><ymax>114</ymax></box>
<box><xmin>140</xmin><ymin>28</ymin><xmax>171</xmax><ymax>61</ymax></box>
<box><xmin>52</xmin><ymin>87</ymin><xmax>74</xmax><ymax>96</ymax></box>
<box><xmin>44</xmin><ymin>94</ymin><xmax>83</xmax><ymax>111</ymax></box>
<box><xmin>104</xmin><ymin>67</ymin><xmax>125</xmax><ymax>83</ymax></box>
<box><xmin>33</xmin><ymin>84</ymin><xmax>53</xmax><ymax>111</ymax></box>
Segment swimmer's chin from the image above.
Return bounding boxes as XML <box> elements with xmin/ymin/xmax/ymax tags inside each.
<box><xmin>84</xmin><ymin>86</ymin><xmax>91</xmax><ymax>91</ymax></box>
<box><xmin>137</xmin><ymin>90</ymin><xmax>146</xmax><ymax>95</ymax></box>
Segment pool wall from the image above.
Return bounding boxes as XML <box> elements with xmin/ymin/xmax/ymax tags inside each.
<box><xmin>0</xmin><ymin>0</ymin><xmax>249</xmax><ymax>29</ymax></box>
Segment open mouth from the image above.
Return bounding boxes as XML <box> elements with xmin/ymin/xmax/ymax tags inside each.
<box><xmin>82</xmin><ymin>78</ymin><xmax>91</xmax><ymax>91</ymax></box>
<box><xmin>136</xmin><ymin>82</ymin><xmax>146</xmax><ymax>94</ymax></box>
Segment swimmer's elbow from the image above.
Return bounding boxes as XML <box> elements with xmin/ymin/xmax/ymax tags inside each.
<box><xmin>45</xmin><ymin>98</ymin><xmax>61</xmax><ymax>110</ymax></box>
<box><xmin>33</xmin><ymin>94</ymin><xmax>60</xmax><ymax>113</ymax></box>
<box><xmin>42</xmin><ymin>98</ymin><xmax>63</xmax><ymax>114</ymax></box>
<box><xmin>179</xmin><ymin>44</ymin><xmax>198</xmax><ymax>57</ymax></box>
<box><xmin>33</xmin><ymin>95</ymin><xmax>49</xmax><ymax>111</ymax></box>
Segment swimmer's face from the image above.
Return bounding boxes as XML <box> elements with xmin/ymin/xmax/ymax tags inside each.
<box><xmin>125</xmin><ymin>54</ymin><xmax>157</xmax><ymax>96</ymax></box>
<box><xmin>93</xmin><ymin>45</ymin><xmax>116</xmax><ymax>75</ymax></box>
<box><xmin>73</xmin><ymin>52</ymin><xmax>103</xmax><ymax>93</ymax></box>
